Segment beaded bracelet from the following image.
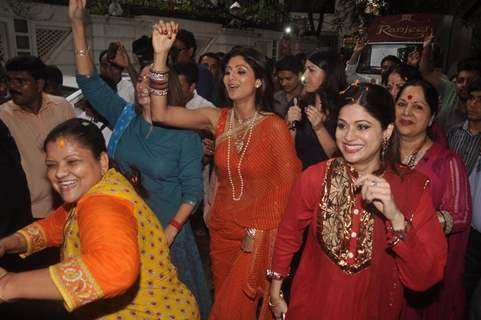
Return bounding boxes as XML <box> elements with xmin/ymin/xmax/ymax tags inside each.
<box><xmin>150</xmin><ymin>88</ymin><xmax>169</xmax><ymax>96</ymax></box>
<box><xmin>386</xmin><ymin>220</ymin><xmax>412</xmax><ymax>247</ymax></box>
<box><xmin>266</xmin><ymin>269</ymin><xmax>289</xmax><ymax>280</ymax></box>
<box><xmin>169</xmin><ymin>219</ymin><xmax>183</xmax><ymax>232</ymax></box>
<box><xmin>437</xmin><ymin>210</ymin><xmax>453</xmax><ymax>234</ymax></box>
<box><xmin>149</xmin><ymin>68</ymin><xmax>169</xmax><ymax>82</ymax></box>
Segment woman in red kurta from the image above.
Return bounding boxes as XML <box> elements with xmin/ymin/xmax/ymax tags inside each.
<box><xmin>268</xmin><ymin>83</ymin><xmax>447</xmax><ymax>320</ymax></box>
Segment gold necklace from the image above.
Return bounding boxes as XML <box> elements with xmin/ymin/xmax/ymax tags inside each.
<box><xmin>233</xmin><ymin>111</ymin><xmax>257</xmax><ymax>154</ymax></box>
<box><xmin>403</xmin><ymin>136</ymin><xmax>428</xmax><ymax>169</ymax></box>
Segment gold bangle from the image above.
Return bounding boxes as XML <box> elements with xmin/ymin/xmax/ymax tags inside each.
<box><xmin>75</xmin><ymin>48</ymin><xmax>90</xmax><ymax>56</ymax></box>
<box><xmin>149</xmin><ymin>63</ymin><xmax>169</xmax><ymax>74</ymax></box>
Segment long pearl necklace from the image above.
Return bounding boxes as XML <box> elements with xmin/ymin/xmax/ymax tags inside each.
<box><xmin>226</xmin><ymin>109</ymin><xmax>258</xmax><ymax>201</ymax></box>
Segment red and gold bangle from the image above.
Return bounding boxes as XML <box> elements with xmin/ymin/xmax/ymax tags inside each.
<box><xmin>169</xmin><ymin>219</ymin><xmax>183</xmax><ymax>232</ymax></box>
<box><xmin>149</xmin><ymin>80</ymin><xmax>169</xmax><ymax>90</ymax></box>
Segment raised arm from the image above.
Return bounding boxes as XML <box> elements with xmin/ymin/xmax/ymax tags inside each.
<box><xmin>149</xmin><ymin>21</ymin><xmax>220</xmax><ymax>132</ymax></box>
<box><xmin>111</xmin><ymin>42</ymin><xmax>138</xmax><ymax>88</ymax></box>
<box><xmin>69</xmin><ymin>0</ymin><xmax>94</xmax><ymax>76</ymax></box>
<box><xmin>419</xmin><ymin>32</ymin><xmax>445</xmax><ymax>90</ymax></box>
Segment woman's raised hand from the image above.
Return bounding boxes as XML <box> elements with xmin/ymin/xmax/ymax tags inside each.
<box><xmin>306</xmin><ymin>94</ymin><xmax>327</xmax><ymax>130</ymax></box>
<box><xmin>356</xmin><ymin>174</ymin><xmax>405</xmax><ymax>226</ymax></box>
<box><xmin>68</xmin><ymin>0</ymin><xmax>87</xmax><ymax>22</ymax></box>
<box><xmin>287</xmin><ymin>97</ymin><xmax>302</xmax><ymax>123</ymax></box>
<box><xmin>152</xmin><ymin>21</ymin><xmax>179</xmax><ymax>54</ymax></box>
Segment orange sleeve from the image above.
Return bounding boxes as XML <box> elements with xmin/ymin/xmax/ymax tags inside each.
<box><xmin>17</xmin><ymin>206</ymin><xmax>68</xmax><ymax>257</ymax></box>
<box><xmin>49</xmin><ymin>195</ymin><xmax>139</xmax><ymax>311</ymax></box>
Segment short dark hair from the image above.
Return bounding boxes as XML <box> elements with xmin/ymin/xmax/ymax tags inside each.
<box><xmin>5</xmin><ymin>55</ymin><xmax>46</xmax><ymax>80</ymax></box>
<box><xmin>173</xmin><ymin>61</ymin><xmax>198</xmax><ymax>86</ymax></box>
<box><xmin>176</xmin><ymin>29</ymin><xmax>197</xmax><ymax>56</ymax></box>
<box><xmin>44</xmin><ymin>65</ymin><xmax>63</xmax><ymax>87</ymax></box>
<box><xmin>132</xmin><ymin>35</ymin><xmax>153</xmax><ymax>66</ymax></box>
<box><xmin>382</xmin><ymin>63</ymin><xmax>421</xmax><ymax>85</ymax></box>
<box><xmin>276</xmin><ymin>55</ymin><xmax>303</xmax><ymax>74</ymax></box>
<box><xmin>468</xmin><ymin>77</ymin><xmax>481</xmax><ymax>94</ymax></box>
<box><xmin>381</xmin><ymin>55</ymin><xmax>401</xmax><ymax>67</ymax></box>
<box><xmin>457</xmin><ymin>57</ymin><xmax>481</xmax><ymax>75</ymax></box>
<box><xmin>198</xmin><ymin>52</ymin><xmax>220</xmax><ymax>64</ymax></box>
<box><xmin>99</xmin><ymin>49</ymin><xmax>108</xmax><ymax>64</ymax></box>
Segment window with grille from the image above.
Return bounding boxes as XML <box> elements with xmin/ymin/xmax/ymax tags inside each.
<box><xmin>35</xmin><ymin>28</ymin><xmax>70</xmax><ymax>60</ymax></box>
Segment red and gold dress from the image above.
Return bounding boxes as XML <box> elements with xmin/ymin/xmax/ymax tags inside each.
<box><xmin>208</xmin><ymin>109</ymin><xmax>301</xmax><ymax>319</ymax></box>
<box><xmin>17</xmin><ymin>169</ymin><xmax>199</xmax><ymax>319</ymax></box>
<box><xmin>271</xmin><ymin>158</ymin><xmax>448</xmax><ymax>320</ymax></box>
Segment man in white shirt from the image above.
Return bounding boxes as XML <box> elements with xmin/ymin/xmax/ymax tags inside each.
<box><xmin>99</xmin><ymin>43</ymin><xmax>136</xmax><ymax>103</ymax></box>
<box><xmin>174</xmin><ymin>61</ymin><xmax>215</xmax><ymax>109</ymax></box>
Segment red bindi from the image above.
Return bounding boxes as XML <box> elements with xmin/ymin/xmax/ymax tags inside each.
<box><xmin>407</xmin><ymin>95</ymin><xmax>413</xmax><ymax>100</ymax></box>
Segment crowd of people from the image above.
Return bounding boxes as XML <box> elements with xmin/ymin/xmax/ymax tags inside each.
<box><xmin>0</xmin><ymin>0</ymin><xmax>480</xmax><ymax>319</ymax></box>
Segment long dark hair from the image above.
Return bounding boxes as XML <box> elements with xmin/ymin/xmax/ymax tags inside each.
<box><xmin>43</xmin><ymin>118</ymin><xmax>148</xmax><ymax>197</ymax></box>
<box><xmin>339</xmin><ymin>83</ymin><xmax>400</xmax><ymax>172</ymax></box>
<box><xmin>304</xmin><ymin>49</ymin><xmax>346</xmax><ymax>117</ymax></box>
<box><xmin>221</xmin><ymin>46</ymin><xmax>274</xmax><ymax>113</ymax></box>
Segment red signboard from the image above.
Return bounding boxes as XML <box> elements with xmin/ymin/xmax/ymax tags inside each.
<box><xmin>367</xmin><ymin>14</ymin><xmax>444</xmax><ymax>43</ymax></box>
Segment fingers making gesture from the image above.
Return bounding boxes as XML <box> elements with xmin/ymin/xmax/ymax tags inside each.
<box><xmin>152</xmin><ymin>21</ymin><xmax>179</xmax><ymax>54</ymax></box>
<box><xmin>68</xmin><ymin>0</ymin><xmax>87</xmax><ymax>23</ymax></box>
<box><xmin>287</xmin><ymin>97</ymin><xmax>302</xmax><ymax>123</ymax></box>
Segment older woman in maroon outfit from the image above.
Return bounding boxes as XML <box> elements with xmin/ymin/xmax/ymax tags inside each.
<box><xmin>268</xmin><ymin>83</ymin><xmax>447</xmax><ymax>320</ymax></box>
<box><xmin>396</xmin><ymin>80</ymin><xmax>471</xmax><ymax>320</ymax></box>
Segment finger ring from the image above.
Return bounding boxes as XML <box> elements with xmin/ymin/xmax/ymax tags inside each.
<box><xmin>371</xmin><ymin>181</ymin><xmax>377</xmax><ymax>186</ymax></box>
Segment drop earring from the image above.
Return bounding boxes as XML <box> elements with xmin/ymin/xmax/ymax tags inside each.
<box><xmin>381</xmin><ymin>137</ymin><xmax>389</xmax><ymax>160</ymax></box>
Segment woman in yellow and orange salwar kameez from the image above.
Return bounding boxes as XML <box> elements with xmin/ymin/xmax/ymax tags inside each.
<box><xmin>0</xmin><ymin>118</ymin><xmax>199</xmax><ymax>320</ymax></box>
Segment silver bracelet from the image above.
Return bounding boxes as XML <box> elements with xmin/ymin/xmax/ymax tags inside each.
<box><xmin>149</xmin><ymin>87</ymin><xmax>168</xmax><ymax>96</ymax></box>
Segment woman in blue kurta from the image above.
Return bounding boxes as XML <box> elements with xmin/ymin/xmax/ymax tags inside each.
<box><xmin>70</xmin><ymin>9</ymin><xmax>211</xmax><ymax>317</ymax></box>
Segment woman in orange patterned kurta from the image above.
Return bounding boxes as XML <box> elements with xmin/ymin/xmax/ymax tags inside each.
<box><xmin>0</xmin><ymin>118</ymin><xmax>199</xmax><ymax>319</ymax></box>
<box><xmin>149</xmin><ymin>21</ymin><xmax>301</xmax><ymax>319</ymax></box>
